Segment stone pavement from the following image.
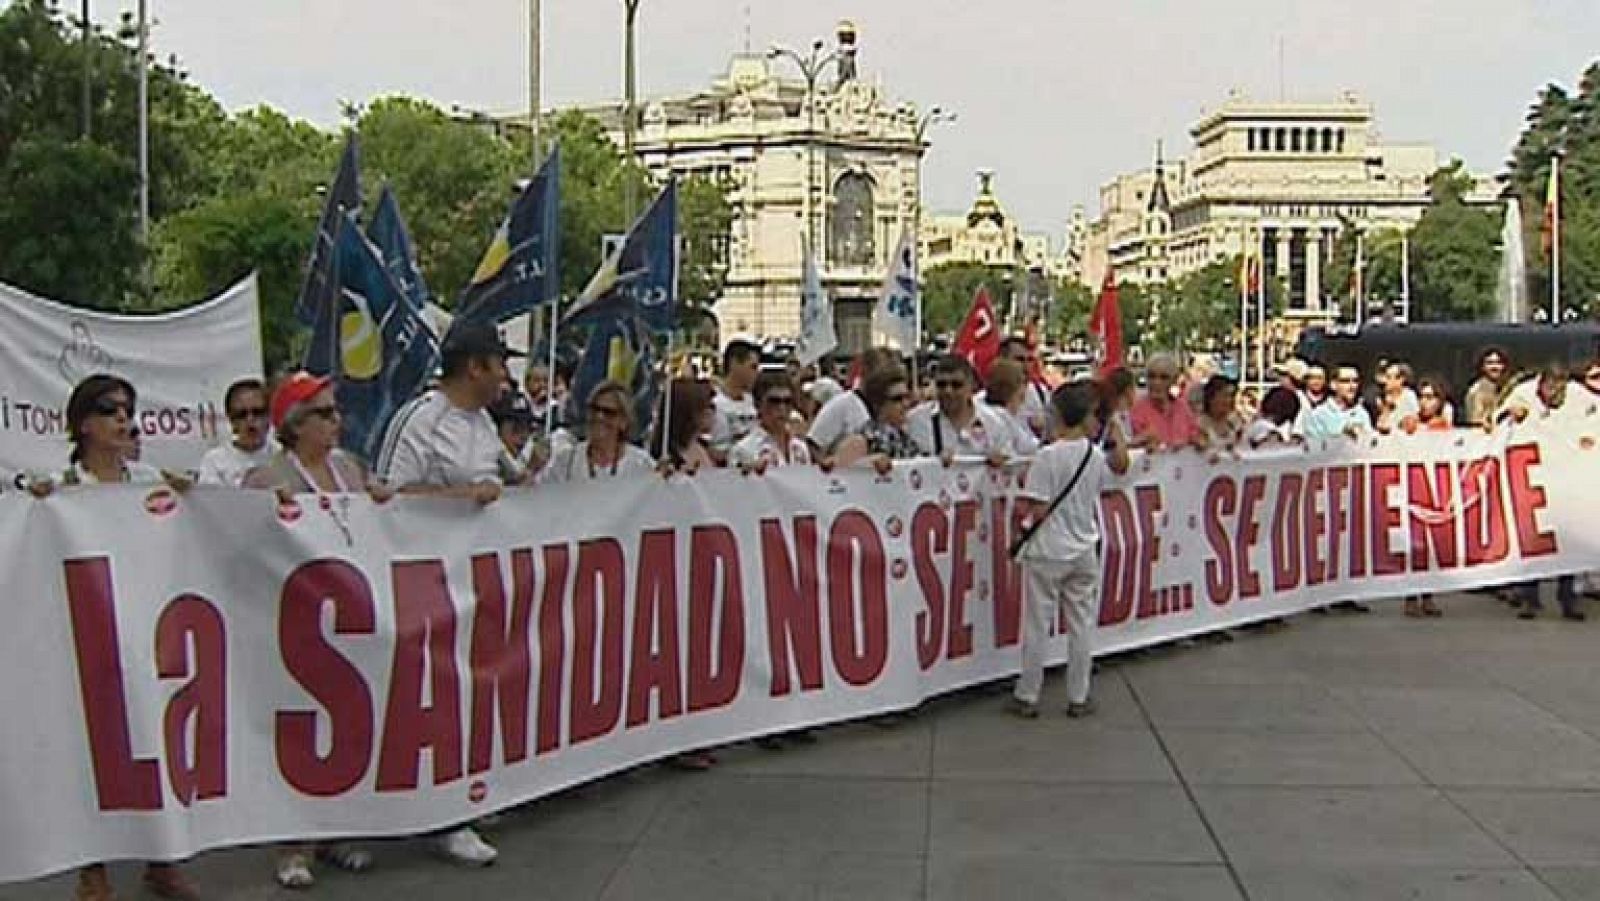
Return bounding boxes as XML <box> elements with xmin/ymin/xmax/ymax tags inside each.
<box><xmin>8</xmin><ymin>591</ymin><xmax>1600</xmax><ymax>900</ymax></box>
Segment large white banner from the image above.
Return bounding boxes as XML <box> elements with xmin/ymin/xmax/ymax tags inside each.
<box><xmin>0</xmin><ymin>276</ymin><xmax>263</xmax><ymax>481</ymax></box>
<box><xmin>1</xmin><ymin>410</ymin><xmax>1598</xmax><ymax>882</ymax></box>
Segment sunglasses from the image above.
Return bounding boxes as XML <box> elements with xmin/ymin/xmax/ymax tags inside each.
<box><xmin>934</xmin><ymin>379</ymin><xmax>967</xmax><ymax>390</ymax></box>
<box><xmin>763</xmin><ymin>395</ymin><xmax>795</xmax><ymax>407</ymax></box>
<box><xmin>303</xmin><ymin>405</ymin><xmax>340</xmax><ymax>422</ymax></box>
<box><xmin>91</xmin><ymin>398</ymin><xmax>133</xmax><ymax>418</ymax></box>
<box><xmin>228</xmin><ymin>406</ymin><xmax>268</xmax><ymax>422</ymax></box>
<box><xmin>589</xmin><ymin>404</ymin><xmax>626</xmax><ymax>420</ymax></box>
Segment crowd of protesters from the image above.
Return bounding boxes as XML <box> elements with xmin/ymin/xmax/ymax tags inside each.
<box><xmin>25</xmin><ymin>321</ymin><xmax>1600</xmax><ymax>899</ymax></box>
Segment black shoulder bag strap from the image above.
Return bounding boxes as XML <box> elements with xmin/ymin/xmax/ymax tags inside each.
<box><xmin>933</xmin><ymin>414</ymin><xmax>944</xmax><ymax>457</ymax></box>
<box><xmin>1009</xmin><ymin>445</ymin><xmax>1094</xmax><ymax>560</ymax></box>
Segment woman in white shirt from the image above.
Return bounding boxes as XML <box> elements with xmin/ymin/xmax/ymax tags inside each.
<box><xmin>542</xmin><ymin>380</ymin><xmax>655</xmax><ymax>484</ymax></box>
<box><xmin>982</xmin><ymin>358</ymin><xmax>1042</xmax><ymax>457</ymax></box>
<box><xmin>731</xmin><ymin>371</ymin><xmax>814</xmax><ymax>472</ymax></box>
<box><xmin>30</xmin><ymin>375</ymin><xmax>201</xmax><ymax>901</ymax></box>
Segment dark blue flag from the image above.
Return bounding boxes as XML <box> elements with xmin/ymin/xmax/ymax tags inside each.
<box><xmin>324</xmin><ymin>213</ymin><xmax>441</xmax><ymax>462</ymax></box>
<box><xmin>296</xmin><ymin>136</ymin><xmax>361</xmax><ymax>332</ymax></box>
<box><xmin>565</xmin><ymin>179</ymin><xmax>677</xmax><ymax>333</ymax></box>
<box><xmin>368</xmin><ymin>184</ymin><xmax>429</xmax><ymax>315</ymax></box>
<box><xmin>457</xmin><ymin>145</ymin><xmax>560</xmax><ymax>327</ymax></box>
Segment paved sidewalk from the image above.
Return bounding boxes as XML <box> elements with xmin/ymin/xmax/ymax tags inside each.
<box><xmin>8</xmin><ymin>592</ymin><xmax>1600</xmax><ymax>900</ymax></box>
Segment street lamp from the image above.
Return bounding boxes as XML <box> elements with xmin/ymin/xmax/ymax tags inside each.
<box><xmin>622</xmin><ymin>0</ymin><xmax>643</xmax><ymax>218</ymax></box>
<box><xmin>767</xmin><ymin>38</ymin><xmax>842</xmax><ymax>256</ymax></box>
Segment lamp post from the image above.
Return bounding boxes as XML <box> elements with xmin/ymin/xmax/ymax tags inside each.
<box><xmin>911</xmin><ymin>106</ymin><xmax>954</xmax><ymax>349</ymax></box>
<box><xmin>529</xmin><ymin>0</ymin><xmax>542</xmax><ymax>166</ymax></box>
<box><xmin>622</xmin><ymin>0</ymin><xmax>642</xmax><ymax>218</ymax></box>
<box><xmin>767</xmin><ymin>39</ymin><xmax>842</xmax><ymax>258</ymax></box>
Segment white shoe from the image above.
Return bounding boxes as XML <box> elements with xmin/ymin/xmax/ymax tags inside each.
<box><xmin>276</xmin><ymin>852</ymin><xmax>315</xmax><ymax>889</ymax></box>
<box><xmin>437</xmin><ymin>826</ymin><xmax>498</xmax><ymax>867</ymax></box>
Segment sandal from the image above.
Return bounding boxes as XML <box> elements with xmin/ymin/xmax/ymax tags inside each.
<box><xmin>1404</xmin><ymin>598</ymin><xmax>1422</xmax><ymax>617</ymax></box>
<box><xmin>276</xmin><ymin>852</ymin><xmax>315</xmax><ymax>889</ymax></box>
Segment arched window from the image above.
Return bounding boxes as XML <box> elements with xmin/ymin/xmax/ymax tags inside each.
<box><xmin>829</xmin><ymin>172</ymin><xmax>876</xmax><ymax>266</ymax></box>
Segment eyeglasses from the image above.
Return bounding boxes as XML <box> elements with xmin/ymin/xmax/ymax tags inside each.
<box><xmin>589</xmin><ymin>404</ymin><xmax>626</xmax><ymax>420</ymax></box>
<box><xmin>228</xmin><ymin>406</ymin><xmax>268</xmax><ymax>422</ymax></box>
<box><xmin>763</xmin><ymin>395</ymin><xmax>795</xmax><ymax>407</ymax></box>
<box><xmin>91</xmin><ymin>398</ymin><xmax>133</xmax><ymax>418</ymax></box>
<box><xmin>304</xmin><ymin>405</ymin><xmax>340</xmax><ymax>421</ymax></box>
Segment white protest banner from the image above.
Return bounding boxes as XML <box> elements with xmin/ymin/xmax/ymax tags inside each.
<box><xmin>1</xmin><ymin>410</ymin><xmax>1597</xmax><ymax>882</ymax></box>
<box><xmin>0</xmin><ymin>275</ymin><xmax>264</xmax><ymax>481</ymax></box>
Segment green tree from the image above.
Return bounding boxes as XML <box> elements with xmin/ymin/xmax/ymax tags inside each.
<box><xmin>921</xmin><ymin>261</ymin><xmax>1003</xmax><ymax>336</ymax></box>
<box><xmin>1506</xmin><ymin>69</ymin><xmax>1600</xmax><ymax>318</ymax></box>
<box><xmin>677</xmin><ymin>172</ymin><xmax>735</xmax><ymax>339</ymax></box>
<box><xmin>1407</xmin><ymin>163</ymin><xmax>1500</xmax><ymax>321</ymax></box>
<box><xmin>1150</xmin><ymin>258</ymin><xmax>1245</xmax><ymax>353</ymax></box>
<box><xmin>1051</xmin><ymin>279</ymin><xmax>1094</xmax><ymax>344</ymax></box>
<box><xmin>0</xmin><ymin>137</ymin><xmax>140</xmax><ymax>306</ymax></box>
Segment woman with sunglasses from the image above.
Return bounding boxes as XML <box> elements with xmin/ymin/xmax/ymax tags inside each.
<box><xmin>29</xmin><ymin>375</ymin><xmax>199</xmax><ymax>901</ymax></box>
<box><xmin>541</xmin><ymin>380</ymin><xmax>655</xmax><ymax>484</ymax></box>
<box><xmin>730</xmin><ymin>371</ymin><xmax>815</xmax><ymax>473</ymax></box>
<box><xmin>834</xmin><ymin>365</ymin><xmax>917</xmax><ymax>473</ymax></box>
<box><xmin>242</xmin><ymin>373</ymin><xmax>392</xmax><ymax>505</ymax></box>
<box><xmin>240</xmin><ymin>373</ymin><xmax>386</xmax><ymax>888</ymax></box>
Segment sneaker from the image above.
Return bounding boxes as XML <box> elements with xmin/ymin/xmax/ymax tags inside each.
<box><xmin>142</xmin><ymin>864</ymin><xmax>200</xmax><ymax>901</ymax></box>
<box><xmin>276</xmin><ymin>852</ymin><xmax>315</xmax><ymax>890</ymax></box>
<box><xmin>316</xmin><ymin>843</ymin><xmax>373</xmax><ymax>872</ymax></box>
<box><xmin>437</xmin><ymin>826</ymin><xmax>497</xmax><ymax>867</ymax></box>
<box><xmin>1065</xmin><ymin>699</ymin><xmax>1098</xmax><ymax>719</ymax></box>
<box><xmin>1562</xmin><ymin>609</ymin><xmax>1587</xmax><ymax>622</ymax></box>
<box><xmin>1007</xmin><ymin>697</ymin><xmax>1039</xmax><ymax>719</ymax></box>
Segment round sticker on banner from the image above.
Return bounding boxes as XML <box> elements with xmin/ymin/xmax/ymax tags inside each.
<box><xmin>886</xmin><ymin>516</ymin><xmax>904</xmax><ymax>539</ymax></box>
<box><xmin>277</xmin><ymin>498</ymin><xmax>304</xmax><ymax>525</ymax></box>
<box><xmin>1187</xmin><ymin>514</ymin><xmax>1198</xmax><ymax>530</ymax></box>
<box><xmin>891</xmin><ymin>558</ymin><xmax>908</xmax><ymax>581</ymax></box>
<box><xmin>938</xmin><ymin>490</ymin><xmax>952</xmax><ymax>509</ymax></box>
<box><xmin>1173</xmin><ymin>466</ymin><xmax>1184</xmax><ymax>482</ymax></box>
<box><xmin>909</xmin><ymin>470</ymin><xmax>923</xmax><ymax>492</ymax></box>
<box><xmin>318</xmin><ymin>495</ymin><xmax>333</xmax><ymax>511</ymax></box>
<box><xmin>1171</xmin><ymin>542</ymin><xmax>1182</xmax><ymax>558</ymax></box>
<box><xmin>1016</xmin><ymin>470</ymin><xmax>1028</xmax><ymax>489</ymax></box>
<box><xmin>957</xmin><ymin>473</ymin><xmax>971</xmax><ymax>493</ymax></box>
<box><xmin>143</xmin><ymin>487</ymin><xmax>178</xmax><ymax>519</ymax></box>
<box><xmin>1141</xmin><ymin>456</ymin><xmax>1153</xmax><ymax>473</ymax></box>
<box><xmin>468</xmin><ymin>780</ymin><xmax>488</xmax><ymax>804</ymax></box>
<box><xmin>1582</xmin><ymin>434</ymin><xmax>1597</xmax><ymax>451</ymax></box>
<box><xmin>976</xmin><ymin>522</ymin><xmax>989</xmax><ymax>542</ymax></box>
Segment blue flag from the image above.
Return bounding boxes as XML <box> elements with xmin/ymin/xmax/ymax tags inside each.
<box><xmin>296</xmin><ymin>136</ymin><xmax>361</xmax><ymax>331</ymax></box>
<box><xmin>567</xmin><ymin>312</ymin><xmax>659</xmax><ymax>444</ymax></box>
<box><xmin>323</xmin><ymin>213</ymin><xmax>441</xmax><ymax>462</ymax></box>
<box><xmin>566</xmin><ymin>179</ymin><xmax>678</xmax><ymax>333</ymax></box>
<box><xmin>457</xmin><ymin>146</ymin><xmax>560</xmax><ymax>327</ymax></box>
<box><xmin>368</xmin><ymin>184</ymin><xmax>429</xmax><ymax>315</ymax></box>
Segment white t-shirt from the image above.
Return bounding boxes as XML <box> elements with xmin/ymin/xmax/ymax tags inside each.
<box><xmin>540</xmin><ymin>441</ymin><xmax>655</xmax><ymax>484</ymax></box>
<box><xmin>1017</xmin><ymin>437</ymin><xmax>1110</xmax><ymax>562</ymax></box>
<box><xmin>989</xmin><ymin>402</ymin><xmax>1041</xmax><ymax>457</ymax></box>
<box><xmin>709</xmin><ymin>387</ymin><xmax>758</xmax><ymax>452</ymax></box>
<box><xmin>807</xmin><ymin>391</ymin><xmax>871</xmax><ymax>455</ymax></box>
<box><xmin>730</xmin><ymin>427</ymin><xmax>813</xmax><ymax>469</ymax></box>
<box><xmin>57</xmin><ymin>460</ymin><xmax>164</xmax><ymax>487</ymax></box>
<box><xmin>1377</xmin><ymin>388</ymin><xmax>1420</xmax><ymax>433</ymax></box>
<box><xmin>906</xmin><ymin>401</ymin><xmax>1016</xmax><ymax>458</ymax></box>
<box><xmin>196</xmin><ymin>441</ymin><xmax>272</xmax><ymax>487</ymax></box>
<box><xmin>1500</xmin><ymin>379</ymin><xmax>1557</xmax><ymax>419</ymax></box>
<box><xmin>375</xmin><ymin>390</ymin><xmax>503</xmax><ymax>488</ymax></box>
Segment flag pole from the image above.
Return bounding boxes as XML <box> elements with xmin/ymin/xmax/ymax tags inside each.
<box><xmin>1400</xmin><ymin>231</ymin><xmax>1411</xmax><ymax>323</ymax></box>
<box><xmin>1238</xmin><ymin>243</ymin><xmax>1249</xmax><ymax>384</ymax></box>
<box><xmin>545</xmin><ymin>296</ymin><xmax>559</xmax><ymax>439</ymax></box>
<box><xmin>1552</xmin><ymin>155</ymin><xmax>1562</xmax><ymax>324</ymax></box>
<box><xmin>1255</xmin><ymin>230</ymin><xmax>1266</xmax><ymax>387</ymax></box>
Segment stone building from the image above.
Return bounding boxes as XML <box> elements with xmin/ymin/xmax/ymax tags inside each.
<box><xmin>562</xmin><ymin>25</ymin><xmax>926</xmax><ymax>353</ymax></box>
<box><xmin>1083</xmin><ymin>92</ymin><xmax>1465</xmax><ymax>322</ymax></box>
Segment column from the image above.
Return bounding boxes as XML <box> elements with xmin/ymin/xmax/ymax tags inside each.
<box><xmin>1305</xmin><ymin>228</ymin><xmax>1322</xmax><ymax>312</ymax></box>
<box><xmin>1275</xmin><ymin>228</ymin><xmax>1292</xmax><ymax>281</ymax></box>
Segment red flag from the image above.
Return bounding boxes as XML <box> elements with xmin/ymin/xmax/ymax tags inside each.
<box><xmin>952</xmin><ymin>286</ymin><xmax>1001</xmax><ymax>378</ymax></box>
<box><xmin>1088</xmin><ymin>270</ymin><xmax>1124</xmax><ymax>375</ymax></box>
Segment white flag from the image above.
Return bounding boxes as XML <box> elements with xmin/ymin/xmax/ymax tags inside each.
<box><xmin>874</xmin><ymin>228</ymin><xmax>919</xmax><ymax>350</ymax></box>
<box><xmin>796</xmin><ymin>240</ymin><xmax>836</xmax><ymax>366</ymax></box>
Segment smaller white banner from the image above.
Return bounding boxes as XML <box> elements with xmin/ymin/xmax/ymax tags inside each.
<box><xmin>0</xmin><ymin>276</ymin><xmax>264</xmax><ymax>481</ymax></box>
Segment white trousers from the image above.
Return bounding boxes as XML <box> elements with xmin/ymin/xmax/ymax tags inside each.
<box><xmin>1015</xmin><ymin>550</ymin><xmax>1101</xmax><ymax>706</ymax></box>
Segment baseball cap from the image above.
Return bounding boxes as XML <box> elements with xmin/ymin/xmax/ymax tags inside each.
<box><xmin>270</xmin><ymin>372</ymin><xmax>333</xmax><ymax>431</ymax></box>
<box><xmin>441</xmin><ymin>321</ymin><xmax>525</xmax><ymax>371</ymax></box>
<box><xmin>489</xmin><ymin>390</ymin><xmax>536</xmax><ymax>427</ymax></box>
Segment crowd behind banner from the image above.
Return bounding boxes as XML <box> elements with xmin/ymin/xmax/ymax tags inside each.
<box><xmin>7</xmin><ymin>325</ymin><xmax>1600</xmax><ymax>895</ymax></box>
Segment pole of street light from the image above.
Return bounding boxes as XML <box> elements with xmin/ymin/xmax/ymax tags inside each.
<box><xmin>912</xmin><ymin>107</ymin><xmax>955</xmax><ymax>352</ymax></box>
<box><xmin>622</xmin><ymin>0</ymin><xmax>641</xmax><ymax>220</ymax></box>
<box><xmin>81</xmin><ymin>0</ymin><xmax>92</xmax><ymax>139</ymax></box>
<box><xmin>768</xmin><ymin>41</ymin><xmax>840</xmax><ymax>267</ymax></box>
<box><xmin>529</xmin><ymin>0</ymin><xmax>542</xmax><ymax>166</ymax></box>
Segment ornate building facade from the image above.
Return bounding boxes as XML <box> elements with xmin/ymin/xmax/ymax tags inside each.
<box><xmin>566</xmin><ymin>26</ymin><xmax>925</xmax><ymax>353</ymax></box>
<box><xmin>920</xmin><ymin>170</ymin><xmax>1051</xmax><ymax>272</ymax></box>
<box><xmin>1083</xmin><ymin>93</ymin><xmax>1467</xmax><ymax>321</ymax></box>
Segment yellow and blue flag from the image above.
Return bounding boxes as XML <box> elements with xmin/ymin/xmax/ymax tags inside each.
<box><xmin>565</xmin><ymin>179</ymin><xmax>678</xmax><ymax>333</ymax></box>
<box><xmin>295</xmin><ymin>136</ymin><xmax>361</xmax><ymax>333</ymax></box>
<box><xmin>457</xmin><ymin>146</ymin><xmax>560</xmax><ymax>327</ymax></box>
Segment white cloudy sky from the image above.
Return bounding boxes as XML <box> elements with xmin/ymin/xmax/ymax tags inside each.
<box><xmin>43</xmin><ymin>0</ymin><xmax>1600</xmax><ymax>236</ymax></box>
